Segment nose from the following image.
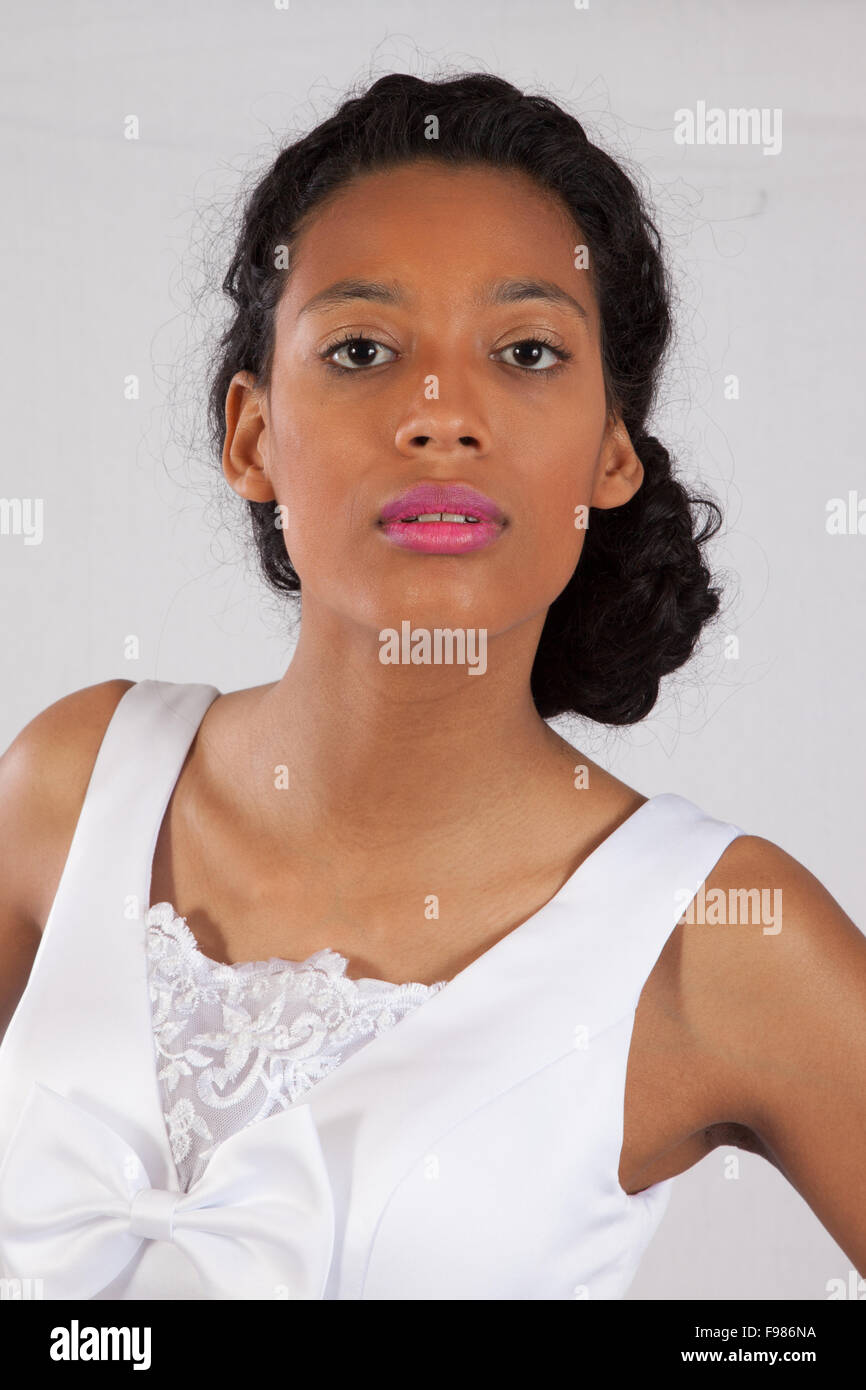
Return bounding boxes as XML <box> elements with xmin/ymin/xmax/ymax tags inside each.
<box><xmin>394</xmin><ymin>386</ymin><xmax>491</xmax><ymax>459</ymax></box>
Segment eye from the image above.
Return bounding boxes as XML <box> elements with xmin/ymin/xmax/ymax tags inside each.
<box><xmin>494</xmin><ymin>337</ymin><xmax>572</xmax><ymax>372</ymax></box>
<box><xmin>320</xmin><ymin>334</ymin><xmax>397</xmax><ymax>371</ymax></box>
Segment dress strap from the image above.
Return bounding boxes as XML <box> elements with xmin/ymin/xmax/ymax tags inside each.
<box><xmin>0</xmin><ymin>679</ymin><xmax>221</xmax><ymax>1190</ymax></box>
<box><xmin>575</xmin><ymin>792</ymin><xmax>749</xmax><ymax>1026</ymax></box>
<box><xmin>43</xmin><ymin>678</ymin><xmax>220</xmax><ymax>939</ymax></box>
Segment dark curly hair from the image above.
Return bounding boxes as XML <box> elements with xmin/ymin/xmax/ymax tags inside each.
<box><xmin>206</xmin><ymin>70</ymin><xmax>723</xmax><ymax>724</ymax></box>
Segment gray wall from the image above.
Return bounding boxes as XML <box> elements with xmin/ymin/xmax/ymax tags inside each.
<box><xmin>2</xmin><ymin>0</ymin><xmax>863</xmax><ymax>1300</ymax></box>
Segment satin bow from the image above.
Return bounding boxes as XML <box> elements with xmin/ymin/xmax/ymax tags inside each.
<box><xmin>0</xmin><ymin>1083</ymin><xmax>335</xmax><ymax>1300</ymax></box>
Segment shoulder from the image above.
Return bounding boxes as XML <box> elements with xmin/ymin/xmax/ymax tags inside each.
<box><xmin>0</xmin><ymin>679</ymin><xmax>136</xmax><ymax>932</ymax></box>
<box><xmin>681</xmin><ymin>828</ymin><xmax>861</xmax><ymax>1039</ymax></box>
<box><xmin>628</xmin><ymin>828</ymin><xmax>865</xmax><ymax>1180</ymax></box>
<box><xmin>678</xmin><ymin>831</ymin><xmax>866</xmax><ymax>1268</ymax></box>
<box><xmin>673</xmin><ymin>827</ymin><xmax>866</xmax><ymax>1132</ymax></box>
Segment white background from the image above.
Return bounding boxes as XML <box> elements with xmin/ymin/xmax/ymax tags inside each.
<box><xmin>1</xmin><ymin>0</ymin><xmax>864</xmax><ymax>1300</ymax></box>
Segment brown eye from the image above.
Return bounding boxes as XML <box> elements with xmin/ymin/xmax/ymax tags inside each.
<box><xmin>322</xmin><ymin>335</ymin><xmax>397</xmax><ymax>370</ymax></box>
<box><xmin>497</xmin><ymin>338</ymin><xmax>569</xmax><ymax>371</ymax></box>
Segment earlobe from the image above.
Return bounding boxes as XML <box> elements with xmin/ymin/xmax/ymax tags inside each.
<box><xmin>222</xmin><ymin>371</ymin><xmax>276</xmax><ymax>503</ymax></box>
<box><xmin>590</xmin><ymin>415</ymin><xmax>645</xmax><ymax>510</ymax></box>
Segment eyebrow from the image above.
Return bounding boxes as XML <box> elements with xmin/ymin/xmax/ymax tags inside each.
<box><xmin>297</xmin><ymin>276</ymin><xmax>590</xmax><ymax>323</ymax></box>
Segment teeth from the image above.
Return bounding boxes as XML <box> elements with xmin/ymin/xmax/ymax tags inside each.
<box><xmin>400</xmin><ymin>512</ymin><xmax>480</xmax><ymax>523</ymax></box>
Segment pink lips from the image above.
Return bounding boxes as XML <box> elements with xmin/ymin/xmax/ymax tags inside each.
<box><xmin>378</xmin><ymin>483</ymin><xmax>506</xmax><ymax>555</ymax></box>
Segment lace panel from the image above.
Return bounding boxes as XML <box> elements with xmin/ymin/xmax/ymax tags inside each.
<box><xmin>145</xmin><ymin>902</ymin><xmax>447</xmax><ymax>1192</ymax></box>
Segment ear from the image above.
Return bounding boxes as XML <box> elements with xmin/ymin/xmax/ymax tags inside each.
<box><xmin>222</xmin><ymin>370</ymin><xmax>277</xmax><ymax>502</ymax></box>
<box><xmin>589</xmin><ymin>412</ymin><xmax>644</xmax><ymax>509</ymax></box>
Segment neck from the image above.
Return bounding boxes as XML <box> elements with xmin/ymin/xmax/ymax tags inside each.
<box><xmin>236</xmin><ymin>599</ymin><xmax>572</xmax><ymax>850</ymax></box>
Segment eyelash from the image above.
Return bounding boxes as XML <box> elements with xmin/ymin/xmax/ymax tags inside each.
<box><xmin>318</xmin><ymin>332</ymin><xmax>573</xmax><ymax>375</ymax></box>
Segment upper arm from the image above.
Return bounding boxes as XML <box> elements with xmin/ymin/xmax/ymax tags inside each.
<box><xmin>0</xmin><ymin>679</ymin><xmax>135</xmax><ymax>1038</ymax></box>
<box><xmin>677</xmin><ymin>833</ymin><xmax>866</xmax><ymax>1275</ymax></box>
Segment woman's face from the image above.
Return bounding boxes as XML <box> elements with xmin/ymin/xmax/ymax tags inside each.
<box><xmin>223</xmin><ymin>160</ymin><xmax>643</xmax><ymax>641</ymax></box>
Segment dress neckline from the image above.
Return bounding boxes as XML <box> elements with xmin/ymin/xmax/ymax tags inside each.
<box><xmin>144</xmin><ymin>899</ymin><xmax>448</xmax><ymax>994</ymax></box>
<box><xmin>142</xmin><ymin>682</ymin><xmax>659</xmax><ymax>993</ymax></box>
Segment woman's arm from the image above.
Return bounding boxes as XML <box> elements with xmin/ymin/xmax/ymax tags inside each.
<box><xmin>677</xmin><ymin>833</ymin><xmax>866</xmax><ymax>1275</ymax></box>
<box><xmin>0</xmin><ymin>680</ymin><xmax>134</xmax><ymax>1039</ymax></box>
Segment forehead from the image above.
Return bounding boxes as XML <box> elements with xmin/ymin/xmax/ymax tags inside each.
<box><xmin>278</xmin><ymin>161</ymin><xmax>592</xmax><ymax>323</ymax></box>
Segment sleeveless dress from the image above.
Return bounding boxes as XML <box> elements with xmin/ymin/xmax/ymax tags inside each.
<box><xmin>0</xmin><ymin>679</ymin><xmax>748</xmax><ymax>1300</ymax></box>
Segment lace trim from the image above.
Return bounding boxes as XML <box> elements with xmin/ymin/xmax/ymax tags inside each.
<box><xmin>145</xmin><ymin>899</ymin><xmax>447</xmax><ymax>987</ymax></box>
<box><xmin>144</xmin><ymin>902</ymin><xmax>447</xmax><ymax>1191</ymax></box>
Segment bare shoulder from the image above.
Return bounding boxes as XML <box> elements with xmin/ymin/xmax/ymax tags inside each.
<box><xmin>670</xmin><ymin>830</ymin><xmax>866</xmax><ymax>1268</ymax></box>
<box><xmin>623</xmin><ymin>831</ymin><xmax>866</xmax><ymax>1194</ymax></box>
<box><xmin>670</xmin><ymin>831</ymin><xmax>866</xmax><ymax>1086</ymax></box>
<box><xmin>0</xmin><ymin>679</ymin><xmax>136</xmax><ymax>933</ymax></box>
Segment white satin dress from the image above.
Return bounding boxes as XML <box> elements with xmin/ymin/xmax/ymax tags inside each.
<box><xmin>0</xmin><ymin>679</ymin><xmax>747</xmax><ymax>1299</ymax></box>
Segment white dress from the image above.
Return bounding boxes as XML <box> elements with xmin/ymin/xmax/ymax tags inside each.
<box><xmin>145</xmin><ymin>902</ymin><xmax>445</xmax><ymax>1193</ymax></box>
<box><xmin>0</xmin><ymin>679</ymin><xmax>748</xmax><ymax>1300</ymax></box>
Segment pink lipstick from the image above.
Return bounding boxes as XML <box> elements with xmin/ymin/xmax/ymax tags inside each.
<box><xmin>378</xmin><ymin>483</ymin><xmax>506</xmax><ymax>554</ymax></box>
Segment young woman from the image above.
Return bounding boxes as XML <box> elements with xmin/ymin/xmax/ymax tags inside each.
<box><xmin>0</xmin><ymin>71</ymin><xmax>863</xmax><ymax>1301</ymax></box>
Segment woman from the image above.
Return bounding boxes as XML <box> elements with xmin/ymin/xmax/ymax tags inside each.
<box><xmin>0</xmin><ymin>71</ymin><xmax>863</xmax><ymax>1300</ymax></box>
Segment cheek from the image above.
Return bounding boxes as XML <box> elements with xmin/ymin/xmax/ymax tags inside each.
<box><xmin>267</xmin><ymin>404</ymin><xmax>354</xmax><ymax>569</ymax></box>
<box><xmin>524</xmin><ymin>500</ymin><xmax>587</xmax><ymax>593</ymax></box>
<box><xmin>537</xmin><ymin>416</ymin><xmax>603</xmax><ymax>571</ymax></box>
<box><xmin>524</xmin><ymin>449</ymin><xmax>593</xmax><ymax>570</ymax></box>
